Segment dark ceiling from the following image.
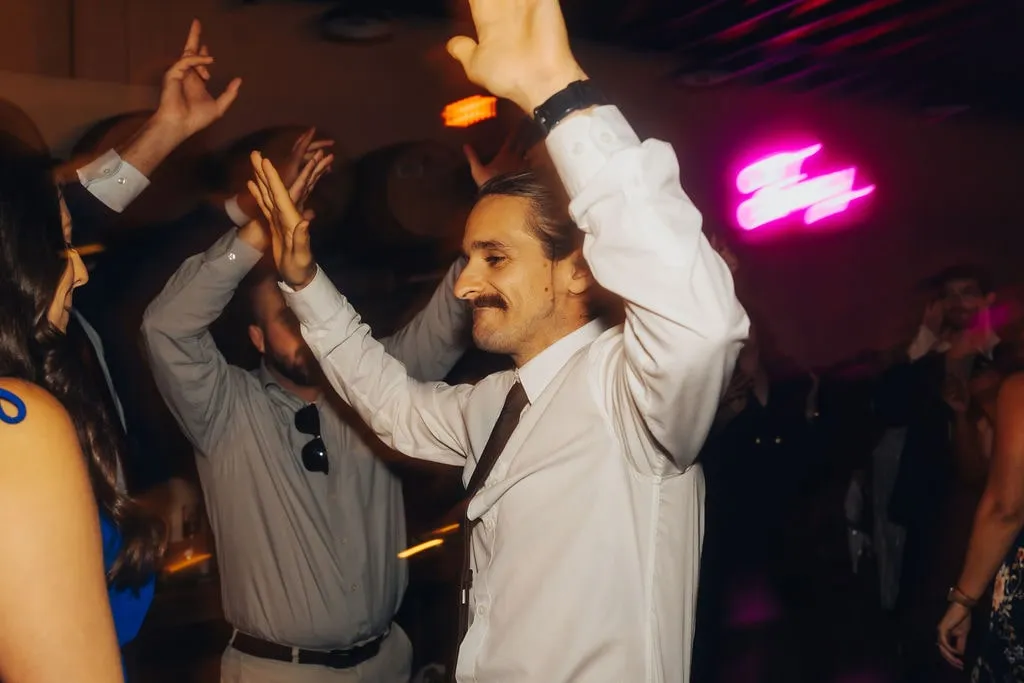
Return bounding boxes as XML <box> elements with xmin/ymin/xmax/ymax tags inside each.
<box><xmin>346</xmin><ymin>0</ymin><xmax>1023</xmax><ymax>121</ymax></box>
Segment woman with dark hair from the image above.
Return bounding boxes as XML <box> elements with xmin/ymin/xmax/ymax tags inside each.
<box><xmin>0</xmin><ymin>135</ymin><xmax>164</xmax><ymax>682</ymax></box>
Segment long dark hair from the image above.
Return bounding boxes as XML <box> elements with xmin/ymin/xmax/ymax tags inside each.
<box><xmin>0</xmin><ymin>133</ymin><xmax>164</xmax><ymax>588</ymax></box>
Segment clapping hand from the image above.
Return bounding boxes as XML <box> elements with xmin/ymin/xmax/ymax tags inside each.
<box><xmin>153</xmin><ymin>20</ymin><xmax>242</xmax><ymax>141</ymax></box>
<box><xmin>247</xmin><ymin>150</ymin><xmax>332</xmax><ymax>289</ymax></box>
<box><xmin>236</xmin><ymin>128</ymin><xmax>334</xmax><ymax>220</ymax></box>
<box><xmin>280</xmin><ymin>128</ymin><xmax>336</xmax><ymax>191</ymax></box>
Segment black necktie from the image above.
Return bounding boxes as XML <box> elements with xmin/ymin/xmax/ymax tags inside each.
<box><xmin>450</xmin><ymin>380</ymin><xmax>529</xmax><ymax>677</ymax></box>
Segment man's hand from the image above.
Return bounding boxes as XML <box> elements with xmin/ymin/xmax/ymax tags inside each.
<box><xmin>115</xmin><ymin>19</ymin><xmax>241</xmax><ymax>179</ymax></box>
<box><xmin>247</xmin><ymin>152</ymin><xmax>331</xmax><ymax>289</ymax></box>
<box><xmin>151</xmin><ymin>20</ymin><xmax>242</xmax><ymax>142</ymax></box>
<box><xmin>464</xmin><ymin>116</ymin><xmax>539</xmax><ymax>187</ymax></box>
<box><xmin>235</xmin><ymin>128</ymin><xmax>334</xmax><ymax>221</ymax></box>
<box><xmin>237</xmin><ymin>150</ymin><xmax>331</xmax><ymax>255</ymax></box>
<box><xmin>281</xmin><ymin>129</ymin><xmax>335</xmax><ymax>194</ymax></box>
<box><xmin>447</xmin><ymin>0</ymin><xmax>588</xmax><ymax>113</ymax></box>
<box><xmin>922</xmin><ymin>298</ymin><xmax>946</xmax><ymax>336</ymax></box>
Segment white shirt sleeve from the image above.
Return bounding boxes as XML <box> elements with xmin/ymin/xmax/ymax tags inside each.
<box><xmin>223</xmin><ymin>195</ymin><xmax>252</xmax><ymax>227</ymax></box>
<box><xmin>283</xmin><ymin>266</ymin><xmax>475</xmax><ymax>467</ymax></box>
<box><xmin>76</xmin><ymin>149</ymin><xmax>150</xmax><ymax>214</ymax></box>
<box><xmin>546</xmin><ymin>106</ymin><xmax>749</xmax><ymax>473</ymax></box>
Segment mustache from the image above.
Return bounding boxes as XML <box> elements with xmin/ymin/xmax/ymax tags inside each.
<box><xmin>472</xmin><ymin>294</ymin><xmax>508</xmax><ymax>311</ymax></box>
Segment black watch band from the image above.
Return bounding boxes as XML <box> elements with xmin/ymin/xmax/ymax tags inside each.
<box><xmin>532</xmin><ymin>80</ymin><xmax>607</xmax><ymax>136</ymax></box>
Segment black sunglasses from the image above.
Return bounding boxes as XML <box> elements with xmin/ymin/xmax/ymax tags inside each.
<box><xmin>295</xmin><ymin>404</ymin><xmax>329</xmax><ymax>474</ymax></box>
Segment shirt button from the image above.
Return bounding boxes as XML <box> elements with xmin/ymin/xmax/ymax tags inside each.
<box><xmin>599</xmin><ymin>132</ymin><xmax>614</xmax><ymax>144</ymax></box>
<box><xmin>117</xmin><ymin>176</ymin><xmax>127</xmax><ymax>185</ymax></box>
<box><xmin>227</xmin><ymin>252</ymin><xmax>237</xmax><ymax>261</ymax></box>
<box><xmin>476</xmin><ymin>604</ymin><xmax>486</xmax><ymax>617</ymax></box>
<box><xmin>102</xmin><ymin>168</ymin><xmax>112</xmax><ymax>175</ymax></box>
<box><xmin>775</xmin><ymin>437</ymin><xmax>782</xmax><ymax>444</ymax></box>
<box><xmin>572</xmin><ymin>142</ymin><xmax>585</xmax><ymax>156</ymax></box>
<box><xmin>351</xmin><ymin>583</ymin><xmax>358</xmax><ymax>592</ymax></box>
<box><xmin>754</xmin><ymin>437</ymin><xmax>761</xmax><ymax>445</ymax></box>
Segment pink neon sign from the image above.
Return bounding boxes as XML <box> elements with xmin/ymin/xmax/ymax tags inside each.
<box><xmin>736</xmin><ymin>143</ymin><xmax>875</xmax><ymax>231</ymax></box>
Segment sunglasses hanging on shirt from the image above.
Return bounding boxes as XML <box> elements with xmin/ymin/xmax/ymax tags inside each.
<box><xmin>295</xmin><ymin>404</ymin><xmax>329</xmax><ymax>475</ymax></box>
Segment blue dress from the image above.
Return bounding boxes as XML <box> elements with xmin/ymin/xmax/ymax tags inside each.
<box><xmin>101</xmin><ymin>514</ymin><xmax>155</xmax><ymax>647</ymax></box>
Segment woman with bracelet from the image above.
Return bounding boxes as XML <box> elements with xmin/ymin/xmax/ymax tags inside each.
<box><xmin>0</xmin><ymin>134</ymin><xmax>164</xmax><ymax>682</ymax></box>
<box><xmin>938</xmin><ymin>368</ymin><xmax>1024</xmax><ymax>680</ymax></box>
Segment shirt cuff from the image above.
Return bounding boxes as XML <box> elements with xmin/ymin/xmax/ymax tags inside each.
<box><xmin>545</xmin><ymin>105</ymin><xmax>641</xmax><ymax>199</ymax></box>
<box><xmin>224</xmin><ymin>195</ymin><xmax>252</xmax><ymax>227</ymax></box>
<box><xmin>281</xmin><ymin>267</ymin><xmax>347</xmax><ymax>329</ymax></box>
<box><xmin>76</xmin><ymin>149</ymin><xmax>150</xmax><ymax>214</ymax></box>
<box><xmin>206</xmin><ymin>229</ymin><xmax>264</xmax><ymax>271</ymax></box>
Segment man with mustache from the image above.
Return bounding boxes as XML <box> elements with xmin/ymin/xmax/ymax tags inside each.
<box><xmin>250</xmin><ymin>0</ymin><xmax>748</xmax><ymax>680</ymax></box>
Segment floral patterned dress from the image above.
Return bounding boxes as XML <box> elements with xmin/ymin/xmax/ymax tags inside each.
<box><xmin>974</xmin><ymin>535</ymin><xmax>1024</xmax><ymax>682</ymax></box>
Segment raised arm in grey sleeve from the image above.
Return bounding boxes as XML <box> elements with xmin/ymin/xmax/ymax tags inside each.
<box><xmin>141</xmin><ymin>229</ymin><xmax>262</xmax><ymax>455</ymax></box>
<box><xmin>381</xmin><ymin>259</ymin><xmax>471</xmax><ymax>382</ymax></box>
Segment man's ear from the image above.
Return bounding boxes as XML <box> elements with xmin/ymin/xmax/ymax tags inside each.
<box><xmin>248</xmin><ymin>324</ymin><xmax>266</xmax><ymax>355</ymax></box>
<box><xmin>566</xmin><ymin>250</ymin><xmax>593</xmax><ymax>297</ymax></box>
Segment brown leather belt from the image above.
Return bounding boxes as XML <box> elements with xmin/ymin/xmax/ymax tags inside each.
<box><xmin>230</xmin><ymin>629</ymin><xmax>387</xmax><ymax>669</ymax></box>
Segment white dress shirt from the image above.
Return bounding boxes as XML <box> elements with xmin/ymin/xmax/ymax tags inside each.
<box><xmin>284</xmin><ymin>105</ymin><xmax>749</xmax><ymax>683</ymax></box>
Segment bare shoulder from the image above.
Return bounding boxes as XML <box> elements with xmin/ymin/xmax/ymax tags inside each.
<box><xmin>0</xmin><ymin>378</ymin><xmax>81</xmax><ymax>470</ymax></box>
<box><xmin>0</xmin><ymin>378</ymin><xmax>72</xmax><ymax>427</ymax></box>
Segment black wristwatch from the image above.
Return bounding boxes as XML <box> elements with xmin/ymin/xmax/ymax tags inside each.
<box><xmin>532</xmin><ymin>80</ymin><xmax>608</xmax><ymax>136</ymax></box>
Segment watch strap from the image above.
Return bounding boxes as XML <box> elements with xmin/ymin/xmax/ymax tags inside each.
<box><xmin>532</xmin><ymin>80</ymin><xmax>608</xmax><ymax>136</ymax></box>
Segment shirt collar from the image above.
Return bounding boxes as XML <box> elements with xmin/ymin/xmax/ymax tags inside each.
<box><xmin>516</xmin><ymin>319</ymin><xmax>607</xmax><ymax>404</ymax></box>
<box><xmin>257</xmin><ymin>361</ymin><xmax>279</xmax><ymax>390</ymax></box>
<box><xmin>256</xmin><ymin>362</ymin><xmax>320</xmax><ymax>407</ymax></box>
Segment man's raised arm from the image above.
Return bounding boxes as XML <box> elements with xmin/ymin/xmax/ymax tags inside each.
<box><xmin>249</xmin><ymin>153</ymin><xmax>475</xmax><ymax>467</ymax></box>
<box><xmin>141</xmin><ymin>226</ymin><xmax>259</xmax><ymax>456</ymax></box>
<box><xmin>445</xmin><ymin>0</ymin><xmax>749</xmax><ymax>474</ymax></box>
<box><xmin>63</xmin><ymin>20</ymin><xmax>241</xmax><ymax>215</ymax></box>
<box><xmin>551</xmin><ymin>109</ymin><xmax>748</xmax><ymax>473</ymax></box>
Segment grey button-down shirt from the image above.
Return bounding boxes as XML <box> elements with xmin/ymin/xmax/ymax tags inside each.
<box><xmin>142</xmin><ymin>229</ymin><xmax>469</xmax><ymax>649</ymax></box>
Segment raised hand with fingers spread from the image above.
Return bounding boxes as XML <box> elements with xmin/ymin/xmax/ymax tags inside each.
<box><xmin>236</xmin><ymin>128</ymin><xmax>335</xmax><ymax>221</ymax></box>
<box><xmin>463</xmin><ymin>115</ymin><xmax>543</xmax><ymax>187</ymax></box>
<box><xmin>446</xmin><ymin>0</ymin><xmax>588</xmax><ymax>113</ymax></box>
<box><xmin>282</xmin><ymin>128</ymin><xmax>336</xmax><ymax>191</ymax></box>
<box><xmin>152</xmin><ymin>19</ymin><xmax>242</xmax><ymax>141</ymax></box>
